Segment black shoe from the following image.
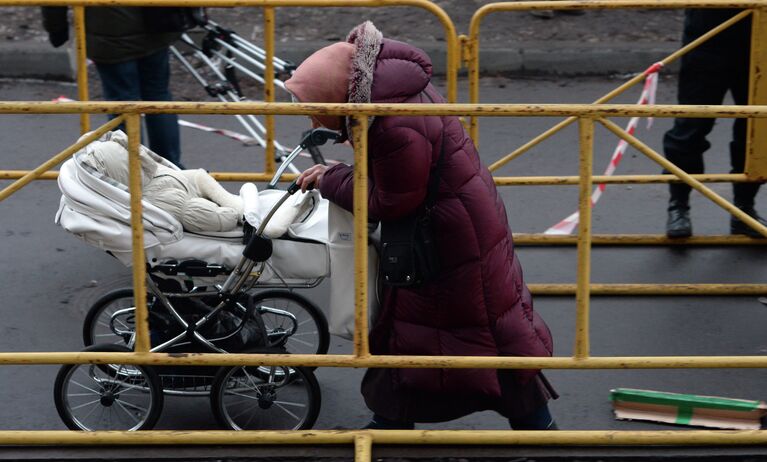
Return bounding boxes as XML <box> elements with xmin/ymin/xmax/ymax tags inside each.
<box><xmin>730</xmin><ymin>206</ymin><xmax>767</xmax><ymax>238</ymax></box>
<box><xmin>666</xmin><ymin>200</ymin><xmax>692</xmax><ymax>238</ymax></box>
<box><xmin>363</xmin><ymin>415</ymin><xmax>415</xmax><ymax>430</ymax></box>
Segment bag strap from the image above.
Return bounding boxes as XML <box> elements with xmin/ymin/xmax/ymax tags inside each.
<box><xmin>422</xmin><ymin>89</ymin><xmax>445</xmax><ymax>211</ymax></box>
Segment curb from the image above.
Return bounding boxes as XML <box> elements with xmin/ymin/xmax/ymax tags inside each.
<box><xmin>0</xmin><ymin>42</ymin><xmax>74</xmax><ymax>81</ymax></box>
<box><xmin>0</xmin><ymin>40</ymin><xmax>679</xmax><ymax>81</ymax></box>
<box><xmin>277</xmin><ymin>40</ymin><xmax>679</xmax><ymax>76</ymax></box>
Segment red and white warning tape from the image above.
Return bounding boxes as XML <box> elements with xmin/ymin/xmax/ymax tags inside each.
<box><xmin>53</xmin><ymin>96</ymin><xmax>338</xmax><ymax>165</ymax></box>
<box><xmin>177</xmin><ymin>119</ymin><xmax>258</xmax><ymax>145</ymax></box>
<box><xmin>543</xmin><ymin>63</ymin><xmax>663</xmax><ymax>235</ymax></box>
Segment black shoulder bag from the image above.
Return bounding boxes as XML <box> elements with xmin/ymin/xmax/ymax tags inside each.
<box><xmin>379</xmin><ymin>132</ymin><xmax>445</xmax><ymax>287</ymax></box>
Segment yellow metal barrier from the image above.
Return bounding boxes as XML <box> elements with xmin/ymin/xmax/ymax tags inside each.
<box><xmin>2</xmin><ymin>100</ymin><xmax>767</xmax><ymax>455</ymax></box>
<box><xmin>464</xmin><ymin>1</ymin><xmax>767</xmax><ymax>251</ymax></box>
<box><xmin>3</xmin><ymin>1</ymin><xmax>767</xmax><ymax>455</ymax></box>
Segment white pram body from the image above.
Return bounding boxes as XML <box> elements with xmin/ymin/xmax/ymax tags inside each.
<box><xmin>56</xmin><ymin>150</ymin><xmax>330</xmax><ymax>287</ymax></box>
<box><xmin>55</xmin><ymin>133</ymin><xmax>376</xmax><ymax>339</ymax></box>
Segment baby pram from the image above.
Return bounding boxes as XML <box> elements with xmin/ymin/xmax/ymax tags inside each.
<box><xmin>52</xmin><ymin>129</ymin><xmax>341</xmax><ymax>432</ymax></box>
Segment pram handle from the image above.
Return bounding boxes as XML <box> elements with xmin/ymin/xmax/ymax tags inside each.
<box><xmin>287</xmin><ymin>179</ymin><xmax>315</xmax><ymax>195</ymax></box>
<box><xmin>302</xmin><ymin>128</ymin><xmax>341</xmax><ymax>148</ymax></box>
<box><xmin>267</xmin><ymin>128</ymin><xmax>340</xmax><ymax>190</ymax></box>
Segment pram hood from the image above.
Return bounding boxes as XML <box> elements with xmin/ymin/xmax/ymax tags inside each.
<box><xmin>55</xmin><ymin>134</ymin><xmax>183</xmax><ymax>252</ymax></box>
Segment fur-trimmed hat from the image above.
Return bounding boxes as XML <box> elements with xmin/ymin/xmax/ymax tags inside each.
<box><xmin>284</xmin><ymin>21</ymin><xmax>384</xmax><ymax>139</ymax></box>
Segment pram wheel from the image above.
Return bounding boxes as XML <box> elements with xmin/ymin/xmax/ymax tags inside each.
<box><xmin>211</xmin><ymin>360</ymin><xmax>321</xmax><ymax>430</ymax></box>
<box><xmin>53</xmin><ymin>344</ymin><xmax>164</xmax><ymax>431</ymax></box>
<box><xmin>253</xmin><ymin>290</ymin><xmax>329</xmax><ymax>359</ymax></box>
<box><xmin>82</xmin><ymin>288</ymin><xmax>155</xmax><ymax>347</ymax></box>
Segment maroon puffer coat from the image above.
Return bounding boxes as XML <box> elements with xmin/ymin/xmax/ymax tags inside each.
<box><xmin>319</xmin><ymin>22</ymin><xmax>555</xmax><ymax>423</ymax></box>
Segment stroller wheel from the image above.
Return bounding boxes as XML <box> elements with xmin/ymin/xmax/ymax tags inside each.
<box><xmin>211</xmin><ymin>362</ymin><xmax>320</xmax><ymax>430</ymax></box>
<box><xmin>83</xmin><ymin>288</ymin><xmax>156</xmax><ymax>347</ymax></box>
<box><xmin>253</xmin><ymin>290</ymin><xmax>330</xmax><ymax>360</ymax></box>
<box><xmin>53</xmin><ymin>344</ymin><xmax>164</xmax><ymax>431</ymax></box>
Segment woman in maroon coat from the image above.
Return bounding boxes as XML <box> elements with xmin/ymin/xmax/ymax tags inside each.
<box><xmin>289</xmin><ymin>21</ymin><xmax>557</xmax><ymax>430</ymax></box>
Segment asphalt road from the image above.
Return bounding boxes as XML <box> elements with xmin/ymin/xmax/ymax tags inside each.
<box><xmin>1</xmin><ymin>74</ymin><xmax>766</xmax><ymax>433</ymax></box>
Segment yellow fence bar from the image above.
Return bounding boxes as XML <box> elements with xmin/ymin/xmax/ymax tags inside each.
<box><xmin>513</xmin><ymin>233</ymin><xmax>767</xmax><ymax>245</ymax></box>
<box><xmin>125</xmin><ymin>114</ymin><xmax>151</xmax><ymax>353</ymax></box>
<box><xmin>1</xmin><ymin>429</ymin><xmax>767</xmax><ymax>446</ymax></box>
<box><xmin>0</xmin><ymin>116</ymin><xmax>124</xmax><ymax>202</ymax></box>
<box><xmin>599</xmin><ymin>117</ymin><xmax>767</xmax><ymax>237</ymax></box>
<box><xmin>263</xmin><ymin>6</ymin><xmax>277</xmax><ymax>174</ymax></box>
<box><xmin>354</xmin><ymin>434</ymin><xmax>373</xmax><ymax>462</ymax></box>
<box><xmin>351</xmin><ymin>116</ymin><xmax>371</xmax><ymax>358</ymax></box>
<box><xmin>529</xmin><ymin>283</ymin><xmax>767</xmax><ymax>296</ymax></box>
<box><xmin>472</xmin><ymin>7</ymin><xmax>752</xmax><ymax>162</ymax></box>
<box><xmin>0</xmin><ymin>171</ymin><xmax>58</xmax><ymax>180</ymax></box>
<box><xmin>4</xmin><ymin>101</ymin><xmax>767</xmax><ymax>118</ymax></box>
<box><xmin>0</xmin><ymin>171</ymin><xmax>752</xmax><ymax>185</ymax></box>
<box><xmin>747</xmin><ymin>7</ymin><xmax>767</xmax><ymax>177</ymax></box>
<box><xmin>72</xmin><ymin>5</ymin><xmax>89</xmax><ymax>133</ymax></box>
<box><xmin>574</xmin><ymin>117</ymin><xmax>593</xmax><ymax>359</ymax></box>
<box><xmin>6</xmin><ymin>352</ymin><xmax>767</xmax><ymax>369</ymax></box>
<box><xmin>495</xmin><ymin>173</ymin><xmax>747</xmax><ymax>185</ymax></box>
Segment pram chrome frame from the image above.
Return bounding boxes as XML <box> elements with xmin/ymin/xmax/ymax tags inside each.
<box><xmin>54</xmin><ymin>129</ymin><xmax>338</xmax><ymax>431</ymax></box>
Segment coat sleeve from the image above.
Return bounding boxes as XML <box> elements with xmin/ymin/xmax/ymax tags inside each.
<box><xmin>319</xmin><ymin>125</ymin><xmax>433</xmax><ymax>222</ymax></box>
<box><xmin>41</xmin><ymin>7</ymin><xmax>68</xmax><ymax>34</ymax></box>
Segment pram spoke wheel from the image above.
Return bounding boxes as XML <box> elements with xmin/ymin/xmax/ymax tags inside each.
<box><xmin>83</xmin><ymin>288</ymin><xmax>155</xmax><ymax>347</ymax></box>
<box><xmin>53</xmin><ymin>344</ymin><xmax>164</xmax><ymax>431</ymax></box>
<box><xmin>211</xmin><ymin>361</ymin><xmax>320</xmax><ymax>430</ymax></box>
<box><xmin>253</xmin><ymin>290</ymin><xmax>329</xmax><ymax>360</ymax></box>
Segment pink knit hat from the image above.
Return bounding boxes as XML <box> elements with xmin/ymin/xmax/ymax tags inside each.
<box><xmin>284</xmin><ymin>42</ymin><xmax>355</xmax><ymax>130</ymax></box>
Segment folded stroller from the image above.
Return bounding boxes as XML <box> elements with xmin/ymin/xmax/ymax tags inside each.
<box><xmin>169</xmin><ymin>16</ymin><xmax>328</xmax><ymax>172</ymax></box>
<box><xmin>52</xmin><ymin>129</ymin><xmax>341</xmax><ymax>431</ymax></box>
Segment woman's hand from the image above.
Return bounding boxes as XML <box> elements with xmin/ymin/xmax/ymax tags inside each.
<box><xmin>297</xmin><ymin>164</ymin><xmax>329</xmax><ymax>192</ymax></box>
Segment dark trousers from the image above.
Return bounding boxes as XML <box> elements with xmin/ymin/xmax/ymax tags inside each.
<box><xmin>662</xmin><ymin>29</ymin><xmax>760</xmax><ymax>206</ymax></box>
<box><xmin>95</xmin><ymin>48</ymin><xmax>182</xmax><ymax>167</ymax></box>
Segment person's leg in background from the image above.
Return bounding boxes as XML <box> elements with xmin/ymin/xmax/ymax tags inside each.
<box><xmin>138</xmin><ymin>48</ymin><xmax>182</xmax><ymax>167</ymax></box>
<box><xmin>662</xmin><ymin>48</ymin><xmax>729</xmax><ymax>238</ymax></box>
<box><xmin>94</xmin><ymin>58</ymin><xmax>141</xmax><ymax>133</ymax></box>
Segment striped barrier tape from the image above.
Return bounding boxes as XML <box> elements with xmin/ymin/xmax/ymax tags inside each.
<box><xmin>53</xmin><ymin>96</ymin><xmax>339</xmax><ymax>165</ymax></box>
<box><xmin>543</xmin><ymin>62</ymin><xmax>663</xmax><ymax>235</ymax></box>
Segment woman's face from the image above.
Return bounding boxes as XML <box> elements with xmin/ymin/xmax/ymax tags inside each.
<box><xmin>291</xmin><ymin>93</ymin><xmax>342</xmax><ymax>130</ymax></box>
